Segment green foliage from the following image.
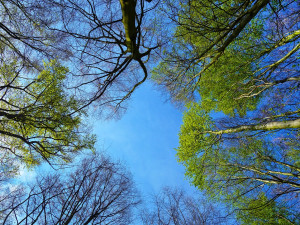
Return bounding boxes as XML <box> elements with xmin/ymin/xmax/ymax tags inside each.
<box><xmin>177</xmin><ymin>108</ymin><xmax>300</xmax><ymax>219</ymax></box>
<box><xmin>178</xmin><ymin>108</ymin><xmax>300</xmax><ymax>221</ymax></box>
<box><xmin>197</xmin><ymin>48</ymin><xmax>260</xmax><ymax>116</ymax></box>
<box><xmin>0</xmin><ymin>60</ymin><xmax>95</xmax><ymax>166</ymax></box>
<box><xmin>177</xmin><ymin>103</ymin><xmax>215</xmax><ymax>162</ymax></box>
<box><xmin>235</xmin><ymin>193</ymin><xmax>299</xmax><ymax>225</ymax></box>
<box><xmin>156</xmin><ymin>3</ymin><xmax>300</xmax><ymax>222</ymax></box>
<box><xmin>153</xmin><ymin>0</ymin><xmax>270</xmax><ymax>115</ymax></box>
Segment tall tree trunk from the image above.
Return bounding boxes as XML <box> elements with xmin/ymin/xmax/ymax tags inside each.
<box><xmin>207</xmin><ymin>118</ymin><xmax>300</xmax><ymax>134</ymax></box>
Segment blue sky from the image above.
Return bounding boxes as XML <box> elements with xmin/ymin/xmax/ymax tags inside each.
<box><xmin>15</xmin><ymin>77</ymin><xmax>233</xmax><ymax>223</ymax></box>
<box><xmin>15</xmin><ymin>79</ymin><xmax>199</xmax><ymax>224</ymax></box>
<box><xmin>17</xmin><ymin>78</ymin><xmax>195</xmax><ymax>201</ymax></box>
<box><xmin>91</xmin><ymin>81</ymin><xmax>236</xmax><ymax>224</ymax></box>
<box><xmin>93</xmin><ymin>80</ymin><xmax>195</xmax><ymax>196</ymax></box>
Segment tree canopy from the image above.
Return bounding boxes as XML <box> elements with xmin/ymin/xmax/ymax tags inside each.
<box><xmin>1</xmin><ymin>0</ymin><xmax>300</xmax><ymax>223</ymax></box>
<box><xmin>153</xmin><ymin>0</ymin><xmax>300</xmax><ymax>223</ymax></box>
<box><xmin>0</xmin><ymin>153</ymin><xmax>140</xmax><ymax>224</ymax></box>
<box><xmin>0</xmin><ymin>0</ymin><xmax>158</xmax><ymax>168</ymax></box>
<box><xmin>0</xmin><ymin>0</ymin><xmax>160</xmax><ymax>116</ymax></box>
<box><xmin>0</xmin><ymin>59</ymin><xmax>95</xmax><ymax>167</ymax></box>
<box><xmin>140</xmin><ymin>187</ymin><xmax>229</xmax><ymax>225</ymax></box>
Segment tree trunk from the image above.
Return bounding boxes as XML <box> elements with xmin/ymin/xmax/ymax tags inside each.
<box><xmin>208</xmin><ymin>118</ymin><xmax>300</xmax><ymax>134</ymax></box>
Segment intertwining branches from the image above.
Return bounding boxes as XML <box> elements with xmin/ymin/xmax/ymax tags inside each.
<box><xmin>177</xmin><ymin>102</ymin><xmax>300</xmax><ymax>223</ymax></box>
<box><xmin>0</xmin><ymin>0</ymin><xmax>160</xmax><ymax>167</ymax></box>
<box><xmin>0</xmin><ymin>153</ymin><xmax>140</xmax><ymax>224</ymax></box>
<box><xmin>0</xmin><ymin>58</ymin><xmax>95</xmax><ymax>167</ymax></box>
<box><xmin>0</xmin><ymin>0</ymin><xmax>161</xmax><ymax>118</ymax></box>
<box><xmin>140</xmin><ymin>187</ymin><xmax>229</xmax><ymax>225</ymax></box>
<box><xmin>1</xmin><ymin>0</ymin><xmax>160</xmax><ymax>116</ymax></box>
<box><xmin>153</xmin><ymin>0</ymin><xmax>300</xmax><ymax>112</ymax></box>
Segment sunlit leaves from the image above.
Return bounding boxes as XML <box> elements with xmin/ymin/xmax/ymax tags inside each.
<box><xmin>177</xmin><ymin>109</ymin><xmax>300</xmax><ymax>221</ymax></box>
<box><xmin>235</xmin><ymin>193</ymin><xmax>299</xmax><ymax>224</ymax></box>
<box><xmin>0</xmin><ymin>60</ymin><xmax>95</xmax><ymax>167</ymax></box>
<box><xmin>177</xmin><ymin>103</ymin><xmax>215</xmax><ymax>162</ymax></box>
<box><xmin>153</xmin><ymin>0</ymin><xmax>272</xmax><ymax>113</ymax></box>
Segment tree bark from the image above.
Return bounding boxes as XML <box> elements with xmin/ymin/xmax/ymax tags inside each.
<box><xmin>120</xmin><ymin>0</ymin><xmax>137</xmax><ymax>54</ymax></box>
<box><xmin>207</xmin><ymin>118</ymin><xmax>300</xmax><ymax>134</ymax></box>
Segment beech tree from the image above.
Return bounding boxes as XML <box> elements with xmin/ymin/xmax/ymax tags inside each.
<box><xmin>0</xmin><ymin>0</ymin><xmax>158</xmax><ymax>167</ymax></box>
<box><xmin>153</xmin><ymin>0</ymin><xmax>299</xmax><ymax>112</ymax></box>
<box><xmin>178</xmin><ymin>104</ymin><xmax>300</xmax><ymax>223</ymax></box>
<box><xmin>152</xmin><ymin>0</ymin><xmax>300</xmax><ymax>223</ymax></box>
<box><xmin>0</xmin><ymin>153</ymin><xmax>140</xmax><ymax>224</ymax></box>
<box><xmin>0</xmin><ymin>0</ymin><xmax>160</xmax><ymax>116</ymax></box>
<box><xmin>0</xmin><ymin>58</ymin><xmax>95</xmax><ymax>167</ymax></box>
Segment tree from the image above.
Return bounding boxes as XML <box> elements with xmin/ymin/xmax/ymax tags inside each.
<box><xmin>152</xmin><ymin>0</ymin><xmax>300</xmax><ymax>222</ymax></box>
<box><xmin>178</xmin><ymin>106</ymin><xmax>300</xmax><ymax>223</ymax></box>
<box><xmin>0</xmin><ymin>0</ymin><xmax>160</xmax><ymax>117</ymax></box>
<box><xmin>0</xmin><ymin>0</ymin><xmax>159</xmax><ymax>168</ymax></box>
<box><xmin>0</xmin><ymin>58</ymin><xmax>95</xmax><ymax>167</ymax></box>
<box><xmin>0</xmin><ymin>0</ymin><xmax>71</xmax><ymax>69</ymax></box>
<box><xmin>120</xmin><ymin>0</ymin><xmax>139</xmax><ymax>54</ymax></box>
<box><xmin>235</xmin><ymin>194</ymin><xmax>299</xmax><ymax>224</ymax></box>
<box><xmin>153</xmin><ymin>0</ymin><xmax>299</xmax><ymax>113</ymax></box>
<box><xmin>0</xmin><ymin>151</ymin><xmax>19</xmax><ymax>183</ymax></box>
<box><xmin>140</xmin><ymin>187</ymin><xmax>229</xmax><ymax>225</ymax></box>
<box><xmin>0</xmin><ymin>153</ymin><xmax>140</xmax><ymax>224</ymax></box>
